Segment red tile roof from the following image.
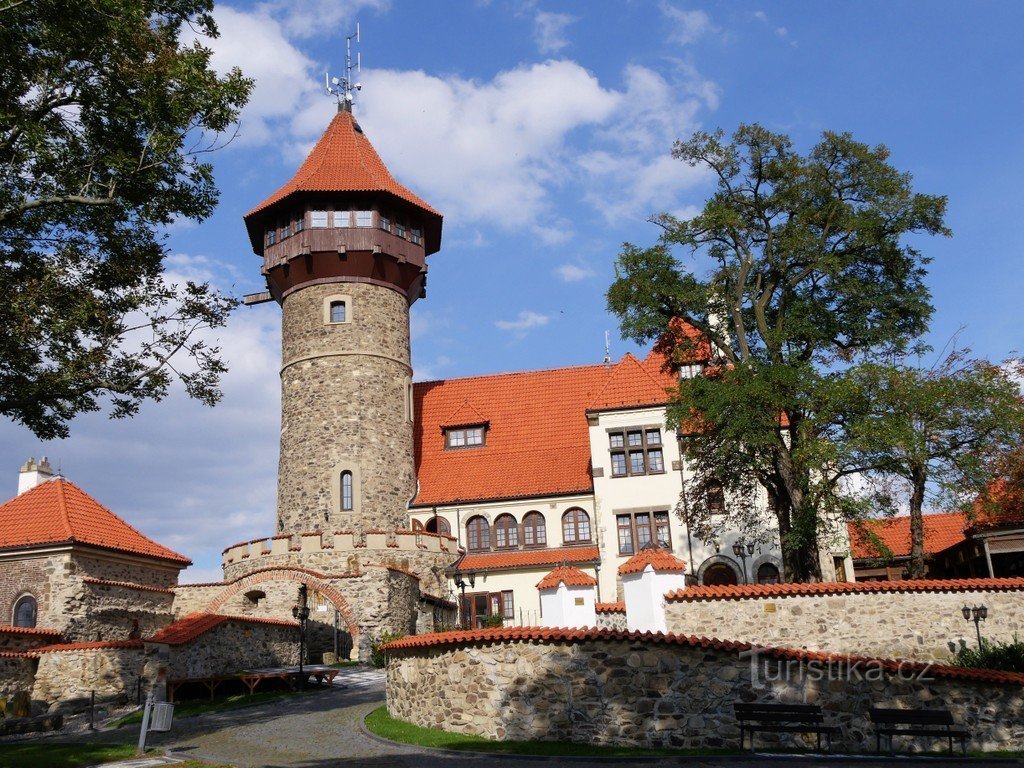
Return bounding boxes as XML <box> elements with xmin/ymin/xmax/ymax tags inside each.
<box><xmin>147</xmin><ymin>613</ymin><xmax>297</xmax><ymax>646</ymax></box>
<box><xmin>595</xmin><ymin>602</ymin><xmax>625</xmax><ymax>613</ymax></box>
<box><xmin>82</xmin><ymin>577</ymin><xmax>175</xmax><ymax>594</ymax></box>
<box><xmin>0</xmin><ymin>479</ymin><xmax>190</xmax><ymax>565</ymax></box>
<box><xmin>536</xmin><ymin>565</ymin><xmax>597</xmax><ymax>590</ymax></box>
<box><xmin>664</xmin><ymin>577</ymin><xmax>1024</xmax><ymax>602</ymax></box>
<box><xmin>456</xmin><ymin>546</ymin><xmax>600</xmax><ymax>573</ymax></box>
<box><xmin>380</xmin><ymin>626</ymin><xmax>1024</xmax><ymax>686</ymax></box>
<box><xmin>34</xmin><ymin>639</ymin><xmax>144</xmax><ymax>653</ymax></box>
<box><xmin>848</xmin><ymin>512</ymin><xmax>968</xmax><ymax>560</ymax></box>
<box><xmin>413</xmin><ymin>350</ymin><xmax>677</xmax><ymax>506</ymax></box>
<box><xmin>244</xmin><ymin>110</ymin><xmax>441</xmax><ymax>253</ymax></box>
<box><xmin>970</xmin><ymin>479</ymin><xmax>1024</xmax><ymax>532</ymax></box>
<box><xmin>0</xmin><ymin>625</ymin><xmax>62</xmax><ymax>637</ymax></box>
<box><xmin>618</xmin><ymin>546</ymin><xmax>687</xmax><ymax>575</ymax></box>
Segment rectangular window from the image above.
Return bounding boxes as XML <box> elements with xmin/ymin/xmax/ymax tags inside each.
<box><xmin>617</xmin><ymin>510</ymin><xmax>672</xmax><ymax>555</ymax></box>
<box><xmin>266</xmin><ymin>229</ymin><xmax>277</xmax><ymax>245</ymax></box>
<box><xmin>294</xmin><ymin>216</ymin><xmax>304</xmax><ymax>233</ymax></box>
<box><xmin>445</xmin><ymin>426</ymin><xmax>485</xmax><ymax>449</ymax></box>
<box><xmin>396</xmin><ymin>221</ymin><xmax>407</xmax><ymax>238</ymax></box>
<box><xmin>329</xmin><ymin>301</ymin><xmax>346</xmax><ymax>323</ymax></box>
<box><xmin>379</xmin><ymin>214</ymin><xmax>391</xmax><ymax>232</ymax></box>
<box><xmin>355</xmin><ymin>210</ymin><xmax>372</xmax><ymax>227</ymax></box>
<box><xmin>608</xmin><ymin>427</ymin><xmax>666</xmax><ymax>477</ymax></box>
<box><xmin>501</xmin><ymin>590</ymin><xmax>514</xmax><ymax>619</ymax></box>
<box><xmin>337</xmin><ymin>210</ymin><xmax>354</xmax><ymax>227</ymax></box>
<box><xmin>410</xmin><ymin>226</ymin><xmax>423</xmax><ymax>245</ymax></box>
<box><xmin>311</xmin><ymin>210</ymin><xmax>328</xmax><ymax>228</ymax></box>
<box><xmin>281</xmin><ymin>222</ymin><xmax>291</xmax><ymax>239</ymax></box>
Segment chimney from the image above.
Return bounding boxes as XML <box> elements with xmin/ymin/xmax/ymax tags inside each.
<box><xmin>18</xmin><ymin>457</ymin><xmax>54</xmax><ymax>495</ymax></box>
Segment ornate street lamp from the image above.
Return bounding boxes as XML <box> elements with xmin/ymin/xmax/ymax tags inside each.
<box><xmin>452</xmin><ymin>571</ymin><xmax>476</xmax><ymax>628</ymax></box>
<box><xmin>961</xmin><ymin>604</ymin><xmax>988</xmax><ymax>650</ymax></box>
<box><xmin>732</xmin><ymin>541</ymin><xmax>756</xmax><ymax>585</ymax></box>
<box><xmin>292</xmin><ymin>584</ymin><xmax>310</xmax><ymax>684</ymax></box>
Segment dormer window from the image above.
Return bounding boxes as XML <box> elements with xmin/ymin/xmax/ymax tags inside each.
<box><xmin>445</xmin><ymin>425</ymin><xmax>485</xmax><ymax>449</ymax></box>
<box><xmin>311</xmin><ymin>210</ymin><xmax>328</xmax><ymax>228</ymax></box>
<box><xmin>379</xmin><ymin>214</ymin><xmax>391</xmax><ymax>232</ymax></box>
<box><xmin>355</xmin><ymin>210</ymin><xmax>372</xmax><ymax>228</ymax></box>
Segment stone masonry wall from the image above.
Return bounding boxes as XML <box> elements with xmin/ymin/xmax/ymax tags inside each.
<box><xmin>664</xmin><ymin>585</ymin><xmax>1024</xmax><ymax>662</ymax></box>
<box><xmin>595</xmin><ymin>610</ymin><xmax>627</xmax><ymax>631</ymax></box>
<box><xmin>278</xmin><ymin>282</ymin><xmax>415</xmax><ymax>535</ymax></box>
<box><xmin>62</xmin><ymin>582</ymin><xmax>175</xmax><ymax>643</ymax></box>
<box><xmin>386</xmin><ymin>632</ymin><xmax>1024</xmax><ymax>752</ymax></box>
<box><xmin>32</xmin><ymin>646</ymin><xmax>146</xmax><ymax>703</ymax></box>
<box><xmin>71</xmin><ymin>553</ymin><xmax>180</xmax><ymax>589</ymax></box>
<box><xmin>0</xmin><ymin>552</ymin><xmax>68</xmax><ymax>632</ymax></box>
<box><xmin>0</xmin><ymin>656</ymin><xmax>37</xmax><ymax>701</ymax></box>
<box><xmin>166</xmin><ymin>620</ymin><xmax>297</xmax><ymax>679</ymax></box>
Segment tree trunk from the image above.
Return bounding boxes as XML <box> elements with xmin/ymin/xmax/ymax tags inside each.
<box><xmin>907</xmin><ymin>468</ymin><xmax>927</xmax><ymax>579</ymax></box>
<box><xmin>773</xmin><ymin>443</ymin><xmax>823</xmax><ymax>583</ymax></box>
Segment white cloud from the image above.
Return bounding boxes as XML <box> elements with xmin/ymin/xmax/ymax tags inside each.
<box><xmin>533</xmin><ymin>11</ymin><xmax>575</xmax><ymax>54</ymax></box>
<box><xmin>660</xmin><ymin>2</ymin><xmax>717</xmax><ymax>46</ymax></box>
<box><xmin>495</xmin><ymin>310</ymin><xmax>551</xmax><ymax>332</ymax></box>
<box><xmin>555</xmin><ymin>263</ymin><xmax>595</xmax><ymax>282</ymax></box>
<box><xmin>753</xmin><ymin>9</ymin><xmax>793</xmax><ymax>43</ymax></box>
<box><xmin>257</xmin><ymin>0</ymin><xmax>388</xmax><ymax>40</ymax></box>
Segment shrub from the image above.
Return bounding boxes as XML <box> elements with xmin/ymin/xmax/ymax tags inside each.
<box><xmin>370</xmin><ymin>631</ymin><xmax>405</xmax><ymax>668</ymax></box>
<box><xmin>953</xmin><ymin>635</ymin><xmax>1024</xmax><ymax>673</ymax></box>
<box><xmin>484</xmin><ymin>613</ymin><xmax>505</xmax><ymax>628</ymax></box>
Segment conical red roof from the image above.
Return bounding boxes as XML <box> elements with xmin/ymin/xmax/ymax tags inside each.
<box><xmin>0</xmin><ymin>479</ymin><xmax>190</xmax><ymax>565</ymax></box>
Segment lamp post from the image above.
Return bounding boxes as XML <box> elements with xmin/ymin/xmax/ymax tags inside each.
<box><xmin>732</xmin><ymin>541</ymin><xmax>756</xmax><ymax>585</ymax></box>
<box><xmin>961</xmin><ymin>604</ymin><xmax>988</xmax><ymax>650</ymax></box>
<box><xmin>292</xmin><ymin>584</ymin><xmax>310</xmax><ymax>684</ymax></box>
<box><xmin>452</xmin><ymin>571</ymin><xmax>475</xmax><ymax>628</ymax></box>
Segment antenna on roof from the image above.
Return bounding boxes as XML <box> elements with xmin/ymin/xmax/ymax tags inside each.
<box><xmin>326</xmin><ymin>23</ymin><xmax>362</xmax><ymax>112</ymax></box>
<box><xmin>603</xmin><ymin>331</ymin><xmax>612</xmax><ymax>366</ymax></box>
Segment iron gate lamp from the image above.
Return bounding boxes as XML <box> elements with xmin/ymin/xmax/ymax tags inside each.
<box><xmin>452</xmin><ymin>571</ymin><xmax>475</xmax><ymax>628</ymax></box>
<box><xmin>961</xmin><ymin>604</ymin><xmax>988</xmax><ymax>650</ymax></box>
<box><xmin>732</xmin><ymin>541</ymin><xmax>756</xmax><ymax>585</ymax></box>
<box><xmin>292</xmin><ymin>584</ymin><xmax>311</xmax><ymax>683</ymax></box>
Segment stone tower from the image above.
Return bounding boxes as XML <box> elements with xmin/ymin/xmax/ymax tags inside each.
<box><xmin>243</xmin><ymin>105</ymin><xmax>443</xmax><ymax>536</ymax></box>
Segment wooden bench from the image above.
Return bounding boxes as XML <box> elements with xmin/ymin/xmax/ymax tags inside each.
<box><xmin>869</xmin><ymin>707</ymin><xmax>970</xmax><ymax>756</ymax></box>
<box><xmin>734</xmin><ymin>703</ymin><xmax>837</xmax><ymax>752</ymax></box>
<box><xmin>167</xmin><ymin>667</ymin><xmax>339</xmax><ymax>702</ymax></box>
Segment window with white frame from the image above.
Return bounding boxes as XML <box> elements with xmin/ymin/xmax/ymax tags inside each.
<box><xmin>355</xmin><ymin>210</ymin><xmax>372</xmax><ymax>227</ymax></box>
<box><xmin>311</xmin><ymin>210</ymin><xmax>329</xmax><ymax>228</ymax></box>
<box><xmin>445</xmin><ymin>425</ymin><xmax>485</xmax><ymax>449</ymax></box>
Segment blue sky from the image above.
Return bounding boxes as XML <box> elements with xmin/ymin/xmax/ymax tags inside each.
<box><xmin>2</xmin><ymin>0</ymin><xmax>1022</xmax><ymax>581</ymax></box>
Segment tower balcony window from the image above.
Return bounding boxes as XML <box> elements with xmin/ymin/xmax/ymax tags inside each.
<box><xmin>396</xmin><ymin>221</ymin><xmax>406</xmax><ymax>239</ymax></box>
<box><xmin>355</xmin><ymin>210</ymin><xmax>372</xmax><ymax>228</ymax></box>
<box><xmin>281</xmin><ymin>222</ymin><xmax>291</xmax><ymax>239</ymax></box>
<box><xmin>410</xmin><ymin>226</ymin><xmax>423</xmax><ymax>245</ymax></box>
<box><xmin>266</xmin><ymin>229</ymin><xmax>277</xmax><ymax>246</ymax></box>
<box><xmin>379</xmin><ymin>214</ymin><xmax>391</xmax><ymax>232</ymax></box>
<box><xmin>294</xmin><ymin>216</ymin><xmax>304</xmax><ymax>233</ymax></box>
<box><xmin>335</xmin><ymin>210</ymin><xmax>352</xmax><ymax>227</ymax></box>
<box><xmin>311</xmin><ymin>210</ymin><xmax>329</xmax><ymax>228</ymax></box>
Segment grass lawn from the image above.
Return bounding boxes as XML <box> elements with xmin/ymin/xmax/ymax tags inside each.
<box><xmin>0</xmin><ymin>743</ymin><xmax>137</xmax><ymax>768</ymax></box>
<box><xmin>114</xmin><ymin>685</ymin><xmax>329</xmax><ymax>728</ymax></box>
<box><xmin>364</xmin><ymin>706</ymin><xmax>737</xmax><ymax>757</ymax></box>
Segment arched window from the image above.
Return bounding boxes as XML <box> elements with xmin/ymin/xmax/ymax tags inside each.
<box><xmin>757</xmin><ymin>563</ymin><xmax>781</xmax><ymax>585</ymax></box>
<box><xmin>13</xmin><ymin>595</ymin><xmax>36</xmax><ymax>628</ymax></box>
<box><xmin>522</xmin><ymin>512</ymin><xmax>546</xmax><ymax>547</ymax></box>
<box><xmin>329</xmin><ymin>300</ymin><xmax>346</xmax><ymax>323</ymax></box>
<box><xmin>466</xmin><ymin>516</ymin><xmax>490</xmax><ymax>551</ymax></box>
<box><xmin>411</xmin><ymin>519</ymin><xmax>424</xmax><ymax>531</ymax></box>
<box><xmin>561</xmin><ymin>508</ymin><xmax>591</xmax><ymax>544</ymax></box>
<box><xmin>425</xmin><ymin>516</ymin><xmax>451</xmax><ymax>536</ymax></box>
<box><xmin>702</xmin><ymin>563</ymin><xmax>738</xmax><ymax>586</ymax></box>
<box><xmin>494</xmin><ymin>514</ymin><xmax>519</xmax><ymax>549</ymax></box>
<box><xmin>340</xmin><ymin>471</ymin><xmax>353</xmax><ymax>511</ymax></box>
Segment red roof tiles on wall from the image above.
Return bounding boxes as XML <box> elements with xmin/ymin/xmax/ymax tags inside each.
<box><xmin>380</xmin><ymin>625</ymin><xmax>1024</xmax><ymax>687</ymax></box>
<box><xmin>595</xmin><ymin>601</ymin><xmax>626</xmax><ymax>613</ymax></box>
<box><xmin>618</xmin><ymin>547</ymin><xmax>687</xmax><ymax>575</ymax></box>
<box><xmin>536</xmin><ymin>565</ymin><xmax>598</xmax><ymax>590</ymax></box>
<box><xmin>664</xmin><ymin>577</ymin><xmax>1024</xmax><ymax>602</ymax></box>
<box><xmin>848</xmin><ymin>512</ymin><xmax>968</xmax><ymax>560</ymax></box>
<box><xmin>147</xmin><ymin>613</ymin><xmax>297</xmax><ymax>646</ymax></box>
<box><xmin>0</xmin><ymin>625</ymin><xmax>62</xmax><ymax>637</ymax></box>
<box><xmin>0</xmin><ymin>479</ymin><xmax>190</xmax><ymax>565</ymax></box>
<box><xmin>456</xmin><ymin>546</ymin><xmax>600</xmax><ymax>573</ymax></box>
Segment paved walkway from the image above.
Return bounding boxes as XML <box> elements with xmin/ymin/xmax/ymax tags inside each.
<box><xmin>85</xmin><ymin>667</ymin><xmax>1022</xmax><ymax>768</ymax></box>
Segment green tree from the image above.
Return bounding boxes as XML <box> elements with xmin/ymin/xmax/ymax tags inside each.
<box><xmin>608</xmin><ymin>124</ymin><xmax>949</xmax><ymax>581</ymax></box>
<box><xmin>847</xmin><ymin>348</ymin><xmax>1024</xmax><ymax>578</ymax></box>
<box><xmin>0</xmin><ymin>0</ymin><xmax>252</xmax><ymax>438</ymax></box>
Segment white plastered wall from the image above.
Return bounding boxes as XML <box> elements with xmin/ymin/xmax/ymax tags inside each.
<box><xmin>538</xmin><ymin>582</ymin><xmax>597</xmax><ymax>628</ymax></box>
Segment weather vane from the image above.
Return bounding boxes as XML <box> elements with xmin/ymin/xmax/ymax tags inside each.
<box><xmin>326</xmin><ymin>23</ymin><xmax>361</xmax><ymax>111</ymax></box>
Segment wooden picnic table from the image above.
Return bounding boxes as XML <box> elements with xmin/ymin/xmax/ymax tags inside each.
<box><xmin>168</xmin><ymin>666</ymin><xmax>340</xmax><ymax>702</ymax></box>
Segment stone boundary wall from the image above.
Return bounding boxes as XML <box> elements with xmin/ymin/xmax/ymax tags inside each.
<box><xmin>0</xmin><ymin>627</ymin><xmax>62</xmax><ymax>653</ymax></box>
<box><xmin>32</xmin><ymin>645</ymin><xmax>145</xmax><ymax>704</ymax></box>
<box><xmin>385</xmin><ymin>628</ymin><xmax>1024</xmax><ymax>752</ymax></box>
<box><xmin>62</xmin><ymin>581</ymin><xmax>175</xmax><ymax>643</ymax></box>
<box><xmin>664</xmin><ymin>579</ymin><xmax>1024</xmax><ymax>662</ymax></box>
<box><xmin>171</xmin><ymin>584</ymin><xmax>225</xmax><ymax>617</ymax></box>
<box><xmin>162</xmin><ymin>619</ymin><xmax>298</xmax><ymax>680</ymax></box>
<box><xmin>0</xmin><ymin>655</ymin><xmax>37</xmax><ymax>701</ymax></box>
<box><xmin>595</xmin><ymin>605</ymin><xmax>626</xmax><ymax>631</ymax></box>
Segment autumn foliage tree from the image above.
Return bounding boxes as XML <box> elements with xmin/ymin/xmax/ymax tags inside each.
<box><xmin>608</xmin><ymin>124</ymin><xmax>949</xmax><ymax>581</ymax></box>
<box><xmin>0</xmin><ymin>0</ymin><xmax>252</xmax><ymax>438</ymax></box>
